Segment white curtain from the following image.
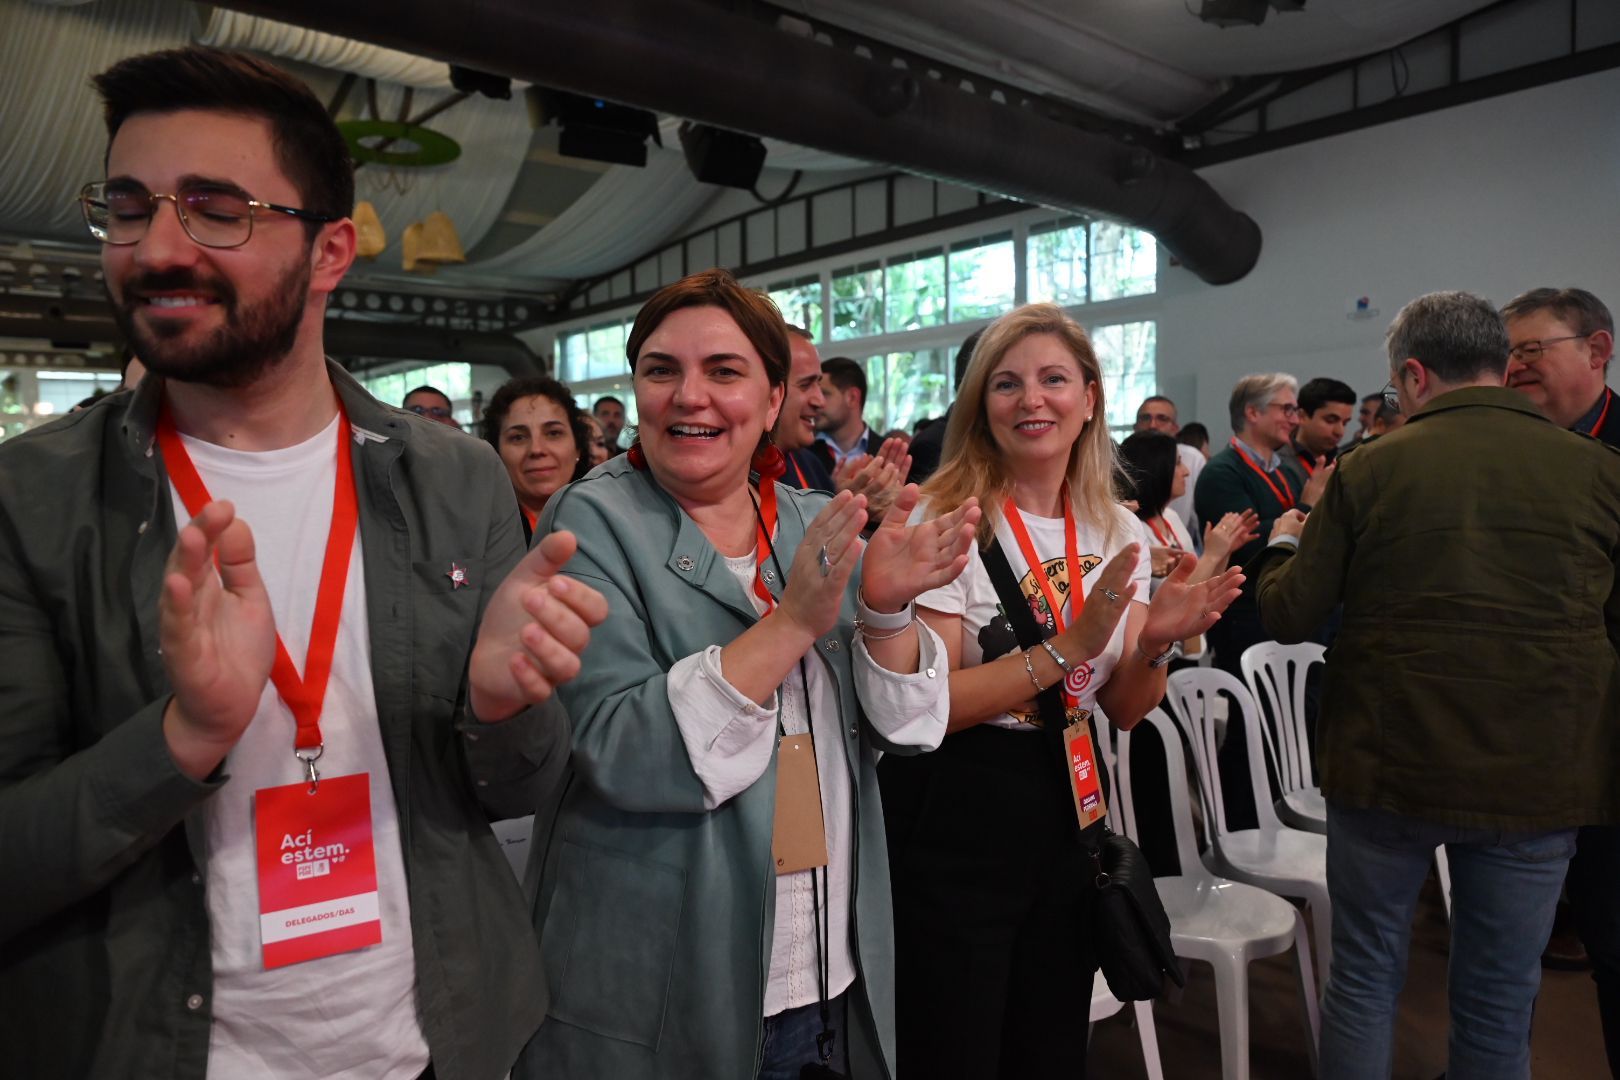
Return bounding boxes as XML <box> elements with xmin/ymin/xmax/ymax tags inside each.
<box><xmin>197</xmin><ymin>8</ymin><xmax>464</xmax><ymax>90</ymax></box>
<box><xmin>0</xmin><ymin>0</ymin><xmax>197</xmax><ymax>240</ymax></box>
<box><xmin>462</xmin><ymin>147</ymin><xmax>718</xmax><ymax>280</ymax></box>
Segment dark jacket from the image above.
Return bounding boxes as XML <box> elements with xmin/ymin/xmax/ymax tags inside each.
<box><xmin>784</xmin><ymin>445</ymin><xmax>834</xmax><ymax>491</ymax></box>
<box><xmin>1253</xmin><ymin>387</ymin><xmax>1620</xmax><ymax>829</ymax></box>
<box><xmin>0</xmin><ymin>365</ymin><xmax>567</xmax><ymax>1079</ymax></box>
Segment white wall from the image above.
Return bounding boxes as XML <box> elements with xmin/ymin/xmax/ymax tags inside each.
<box><xmin>1155</xmin><ymin>66</ymin><xmax>1620</xmax><ymax>439</ymax></box>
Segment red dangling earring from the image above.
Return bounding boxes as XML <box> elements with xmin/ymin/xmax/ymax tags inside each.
<box><xmin>627</xmin><ymin>440</ymin><xmax>648</xmax><ymax>470</ymax></box>
<box><xmin>751</xmin><ymin>441</ymin><xmax>787</xmax><ymax>481</ymax></box>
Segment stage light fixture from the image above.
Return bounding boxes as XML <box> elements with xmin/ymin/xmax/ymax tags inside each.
<box><xmin>678</xmin><ymin>123</ymin><xmax>767</xmax><ymax>190</ymax></box>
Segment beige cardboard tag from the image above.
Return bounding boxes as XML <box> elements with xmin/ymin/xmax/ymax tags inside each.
<box><xmin>772</xmin><ymin>734</ymin><xmax>829</xmax><ymax>875</ymax></box>
<box><xmin>1064</xmin><ymin>719</ymin><xmax>1108</xmax><ymax>830</ymax></box>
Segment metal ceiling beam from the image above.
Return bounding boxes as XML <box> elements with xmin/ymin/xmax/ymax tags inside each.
<box><xmin>210</xmin><ymin>0</ymin><xmax>1262</xmax><ymax>285</ymax></box>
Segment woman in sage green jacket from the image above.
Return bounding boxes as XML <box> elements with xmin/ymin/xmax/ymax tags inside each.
<box><xmin>517</xmin><ymin>269</ymin><xmax>980</xmax><ymax>1080</ymax></box>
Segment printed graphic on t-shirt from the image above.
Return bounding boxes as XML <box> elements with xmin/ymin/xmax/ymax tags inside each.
<box><xmin>974</xmin><ymin>552</ymin><xmax>1102</xmax><ymax>727</ymax></box>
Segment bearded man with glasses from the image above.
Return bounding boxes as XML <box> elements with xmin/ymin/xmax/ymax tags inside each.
<box><xmin>1503</xmin><ymin>286</ymin><xmax>1620</xmax><ymax>1078</ymax></box>
<box><xmin>0</xmin><ymin>47</ymin><xmax>606</xmax><ymax>1080</ymax></box>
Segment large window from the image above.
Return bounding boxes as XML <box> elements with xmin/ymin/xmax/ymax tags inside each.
<box><xmin>35</xmin><ymin>371</ymin><xmax>121</xmax><ymax>415</ymax></box>
<box><xmin>857</xmin><ymin>349</ymin><xmax>952</xmax><ymax>436</ymax></box>
<box><xmin>883</xmin><ymin>248</ymin><xmax>946</xmax><ymax>333</ymax></box>
<box><xmin>358</xmin><ymin>362</ymin><xmax>474</xmax><ymax>417</ymax></box>
<box><xmin>831</xmin><ymin>262</ymin><xmax>884</xmax><ymax>342</ymax></box>
<box><xmin>1090</xmin><ymin>222</ymin><xmax>1157</xmax><ymax>301</ymax></box>
<box><xmin>556</xmin><ymin>319</ymin><xmax>631</xmax><ymax>384</ymax></box>
<box><xmin>948</xmin><ymin>232</ymin><xmax>1015</xmax><ymax>323</ymax></box>
<box><xmin>1090</xmin><ymin>321</ymin><xmax>1159</xmax><ymax>436</ymax></box>
<box><xmin>769</xmin><ymin>275</ymin><xmax>824</xmax><ymax>340</ymax></box>
<box><xmin>1027</xmin><ymin>218</ymin><xmax>1089</xmax><ymax>307</ymax></box>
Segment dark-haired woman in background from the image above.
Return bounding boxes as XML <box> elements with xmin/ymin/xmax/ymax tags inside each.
<box><xmin>481</xmin><ymin>376</ymin><xmax>592</xmax><ymax>542</ymax></box>
<box><xmin>1119</xmin><ymin>430</ymin><xmax>1258</xmax><ymax>600</ymax></box>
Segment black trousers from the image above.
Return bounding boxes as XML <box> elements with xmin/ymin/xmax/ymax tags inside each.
<box><xmin>1568</xmin><ymin>824</ymin><xmax>1620</xmax><ymax>1077</ymax></box>
<box><xmin>880</xmin><ymin>725</ymin><xmax>1098</xmax><ymax>1080</ymax></box>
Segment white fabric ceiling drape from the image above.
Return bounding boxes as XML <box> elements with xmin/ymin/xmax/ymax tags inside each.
<box><xmin>0</xmin><ymin>0</ymin><xmax>197</xmax><ymax>240</ymax></box>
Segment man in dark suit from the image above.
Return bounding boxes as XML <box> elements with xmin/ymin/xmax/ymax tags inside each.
<box><xmin>1254</xmin><ymin>290</ymin><xmax>1620</xmax><ymax>1080</ymax></box>
<box><xmin>1503</xmin><ymin>285</ymin><xmax>1620</xmax><ymax>1074</ymax></box>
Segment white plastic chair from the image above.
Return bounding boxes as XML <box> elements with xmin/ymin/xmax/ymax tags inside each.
<box><xmin>1240</xmin><ymin>643</ymin><xmax>1454</xmax><ymax>920</ymax></box>
<box><xmin>1240</xmin><ymin>641</ymin><xmax>1327</xmax><ymax>834</ymax></box>
<box><xmin>1116</xmin><ymin>707</ymin><xmax>1319</xmax><ymax>1079</ymax></box>
<box><xmin>1087</xmin><ymin>970</ymin><xmax>1167</xmax><ymax>1080</ymax></box>
<box><xmin>1165</xmin><ymin>668</ymin><xmax>1333</xmax><ymax>994</ymax></box>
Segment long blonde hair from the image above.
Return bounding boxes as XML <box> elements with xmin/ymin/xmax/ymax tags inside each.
<box><xmin>923</xmin><ymin>303</ymin><xmax>1124</xmax><ymax>546</ymax></box>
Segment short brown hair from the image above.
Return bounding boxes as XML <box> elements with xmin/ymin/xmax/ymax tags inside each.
<box><xmin>624</xmin><ymin>269</ymin><xmax>789</xmax><ymax>387</ymax></box>
<box><xmin>93</xmin><ymin>47</ymin><xmax>354</xmax><ymax>234</ymax></box>
<box><xmin>1500</xmin><ymin>287</ymin><xmax>1614</xmax><ymax>339</ymax></box>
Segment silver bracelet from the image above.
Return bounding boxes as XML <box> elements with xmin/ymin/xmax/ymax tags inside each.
<box><xmin>1040</xmin><ymin>639</ymin><xmax>1074</xmax><ymax>674</ymax></box>
<box><xmin>1022</xmin><ymin>648</ymin><xmax>1047</xmax><ymax>692</ymax></box>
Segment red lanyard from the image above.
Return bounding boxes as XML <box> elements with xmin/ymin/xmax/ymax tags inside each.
<box><xmin>1297</xmin><ymin>453</ymin><xmax>1316</xmax><ymax>478</ymax></box>
<box><xmin>752</xmin><ymin>478</ymin><xmax>780</xmax><ymax>611</ymax></box>
<box><xmin>157</xmin><ymin>406</ymin><xmax>358</xmax><ymax>756</ymax></box>
<box><xmin>1229</xmin><ymin>439</ymin><xmax>1295</xmax><ymax>509</ymax></box>
<box><xmin>1146</xmin><ymin>515</ymin><xmax>1178</xmax><ymax>548</ymax></box>
<box><xmin>1590</xmin><ymin>388</ymin><xmax>1613</xmax><ymax>438</ymax></box>
<box><xmin>521</xmin><ymin>506</ymin><xmax>538</xmax><ymax>534</ymax></box>
<box><xmin>1004</xmin><ymin>495</ymin><xmax>1084</xmax><ymax>707</ymax></box>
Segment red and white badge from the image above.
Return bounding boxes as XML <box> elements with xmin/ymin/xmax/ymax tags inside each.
<box><xmin>254</xmin><ymin>773</ymin><xmax>382</xmax><ymax>970</ymax></box>
<box><xmin>1064</xmin><ymin>719</ymin><xmax>1108</xmax><ymax>830</ymax></box>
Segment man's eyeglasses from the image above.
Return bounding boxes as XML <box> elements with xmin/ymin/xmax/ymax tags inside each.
<box><xmin>1508</xmin><ymin>334</ymin><xmax>1587</xmax><ymax>363</ymax></box>
<box><xmin>406</xmin><ymin>404</ymin><xmax>454</xmax><ymax>420</ymax></box>
<box><xmin>1379</xmin><ymin>382</ymin><xmax>1401</xmax><ymax>411</ymax></box>
<box><xmin>1267</xmin><ymin>401</ymin><xmax>1301</xmax><ymax>418</ymax></box>
<box><xmin>79</xmin><ymin>180</ymin><xmax>339</xmax><ymax>249</ymax></box>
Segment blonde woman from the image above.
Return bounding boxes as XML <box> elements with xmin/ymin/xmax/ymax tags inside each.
<box><xmin>878</xmin><ymin>304</ymin><xmax>1243</xmax><ymax>1079</ymax></box>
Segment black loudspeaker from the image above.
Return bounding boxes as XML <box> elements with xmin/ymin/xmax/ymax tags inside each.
<box><xmin>679</xmin><ymin>123</ymin><xmax>768</xmax><ymax>190</ymax></box>
<box><xmin>1198</xmin><ymin>0</ymin><xmax>1270</xmax><ymax>26</ymax></box>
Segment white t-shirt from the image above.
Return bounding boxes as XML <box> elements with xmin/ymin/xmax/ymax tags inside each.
<box><xmin>170</xmin><ymin>416</ymin><xmax>429</xmax><ymax>1079</ymax></box>
<box><xmin>915</xmin><ymin>498</ymin><xmax>1149</xmax><ymax>730</ymax></box>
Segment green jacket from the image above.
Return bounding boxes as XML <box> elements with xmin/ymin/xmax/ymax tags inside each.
<box><xmin>517</xmin><ymin>456</ymin><xmax>930</xmax><ymax>1080</ymax></box>
<box><xmin>1253</xmin><ymin>387</ymin><xmax>1620</xmax><ymax>829</ymax></box>
<box><xmin>0</xmin><ymin>365</ymin><xmax>566</xmax><ymax>1079</ymax></box>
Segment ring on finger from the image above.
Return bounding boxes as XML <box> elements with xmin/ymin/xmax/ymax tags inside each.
<box><xmin>818</xmin><ymin>545</ymin><xmax>832</xmax><ymax>577</ymax></box>
<box><xmin>1103</xmin><ymin>587</ymin><xmax>1120</xmax><ymax>602</ymax></box>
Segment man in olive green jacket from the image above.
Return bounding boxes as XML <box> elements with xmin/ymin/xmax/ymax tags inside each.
<box><xmin>1253</xmin><ymin>290</ymin><xmax>1620</xmax><ymax>1080</ymax></box>
<box><xmin>0</xmin><ymin>47</ymin><xmax>602</xmax><ymax>1079</ymax></box>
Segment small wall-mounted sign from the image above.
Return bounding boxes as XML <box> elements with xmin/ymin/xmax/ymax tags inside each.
<box><xmin>1347</xmin><ymin>296</ymin><xmax>1380</xmax><ymax>320</ymax></box>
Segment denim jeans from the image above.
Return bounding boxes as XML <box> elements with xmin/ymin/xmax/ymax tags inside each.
<box><xmin>1320</xmin><ymin>803</ymin><xmax>1576</xmax><ymax>1080</ymax></box>
<box><xmin>758</xmin><ymin>993</ymin><xmax>849</xmax><ymax>1080</ymax></box>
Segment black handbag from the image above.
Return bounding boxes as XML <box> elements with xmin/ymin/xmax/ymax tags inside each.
<box><xmin>982</xmin><ymin>539</ymin><xmax>1184</xmax><ymax>1002</ymax></box>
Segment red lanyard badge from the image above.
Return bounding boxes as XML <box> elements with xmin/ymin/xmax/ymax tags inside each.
<box><xmin>1228</xmin><ymin>438</ymin><xmax>1296</xmax><ymax>510</ymax></box>
<box><xmin>1146</xmin><ymin>515</ymin><xmax>1179</xmax><ymax>548</ymax></box>
<box><xmin>752</xmin><ymin>478</ymin><xmax>780</xmax><ymax>611</ymax></box>
<box><xmin>156</xmin><ymin>404</ymin><xmax>359</xmax><ymax>789</ymax></box>
<box><xmin>1003</xmin><ymin>494</ymin><xmax>1094</xmax><ymax>706</ymax></box>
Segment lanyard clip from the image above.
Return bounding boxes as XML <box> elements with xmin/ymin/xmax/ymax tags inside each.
<box><xmin>295</xmin><ymin>745</ymin><xmax>324</xmax><ymax>794</ymax></box>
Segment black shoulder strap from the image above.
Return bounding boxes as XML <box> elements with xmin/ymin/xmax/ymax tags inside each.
<box><xmin>981</xmin><ymin>538</ymin><xmax>1069</xmax><ymax>736</ymax></box>
<box><xmin>981</xmin><ymin>537</ymin><xmax>1111</xmax><ymax>840</ymax></box>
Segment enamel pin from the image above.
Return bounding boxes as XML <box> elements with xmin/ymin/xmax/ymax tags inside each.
<box><xmin>446</xmin><ymin>562</ymin><xmax>471</xmax><ymax>589</ymax></box>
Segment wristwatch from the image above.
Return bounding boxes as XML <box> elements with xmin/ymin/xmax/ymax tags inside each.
<box><xmin>1140</xmin><ymin>640</ymin><xmax>1182</xmax><ymax>669</ymax></box>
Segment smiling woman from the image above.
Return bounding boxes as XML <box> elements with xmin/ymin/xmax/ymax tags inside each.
<box><xmin>518</xmin><ymin>268</ymin><xmax>981</xmax><ymax>1080</ymax></box>
<box><xmin>479</xmin><ymin>375</ymin><xmax>590</xmax><ymax>541</ymax></box>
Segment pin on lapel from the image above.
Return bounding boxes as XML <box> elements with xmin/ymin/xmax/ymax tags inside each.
<box><xmin>446</xmin><ymin>562</ymin><xmax>471</xmax><ymax>589</ymax></box>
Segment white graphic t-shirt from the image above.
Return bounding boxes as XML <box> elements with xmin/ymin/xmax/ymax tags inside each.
<box><xmin>914</xmin><ymin>498</ymin><xmax>1149</xmax><ymax>731</ymax></box>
